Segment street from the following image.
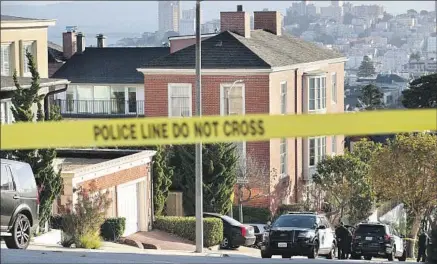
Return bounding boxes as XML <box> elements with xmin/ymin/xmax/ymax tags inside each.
<box><xmin>1</xmin><ymin>247</ymin><xmax>417</xmax><ymax>264</ymax></box>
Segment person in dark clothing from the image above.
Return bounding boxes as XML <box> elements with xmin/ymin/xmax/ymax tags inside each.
<box><xmin>417</xmin><ymin>229</ymin><xmax>429</xmax><ymax>262</ymax></box>
<box><xmin>336</xmin><ymin>222</ymin><xmax>352</xmax><ymax>259</ymax></box>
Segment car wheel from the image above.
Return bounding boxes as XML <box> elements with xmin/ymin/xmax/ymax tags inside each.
<box><xmin>4</xmin><ymin>213</ymin><xmax>31</xmax><ymax>250</ymax></box>
<box><xmin>261</xmin><ymin>251</ymin><xmax>272</xmax><ymax>258</ymax></box>
<box><xmin>364</xmin><ymin>256</ymin><xmax>372</xmax><ymax>261</ymax></box>
<box><xmin>398</xmin><ymin>249</ymin><xmax>407</xmax><ymax>261</ymax></box>
<box><xmin>231</xmin><ymin>245</ymin><xmax>240</xmax><ymax>249</ymax></box>
<box><xmin>388</xmin><ymin>246</ymin><xmax>395</xmax><ymax>261</ymax></box>
<box><xmin>308</xmin><ymin>241</ymin><xmax>319</xmax><ymax>259</ymax></box>
<box><xmin>327</xmin><ymin>243</ymin><xmax>336</xmax><ymax>259</ymax></box>
<box><xmin>220</xmin><ymin>236</ymin><xmax>231</xmax><ymax>249</ymax></box>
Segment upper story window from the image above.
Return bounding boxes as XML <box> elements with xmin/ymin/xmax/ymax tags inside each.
<box><xmin>221</xmin><ymin>83</ymin><xmax>244</xmax><ymax>116</ymax></box>
<box><xmin>22</xmin><ymin>41</ymin><xmax>35</xmax><ymax>77</ymax></box>
<box><xmin>309</xmin><ymin>136</ymin><xmax>326</xmax><ymax>167</ymax></box>
<box><xmin>308</xmin><ymin>76</ymin><xmax>326</xmax><ymax>111</ymax></box>
<box><xmin>280</xmin><ymin>81</ymin><xmax>287</xmax><ymax>114</ymax></box>
<box><xmin>168</xmin><ymin>83</ymin><xmax>192</xmax><ymax>117</ymax></box>
<box><xmin>0</xmin><ymin>101</ymin><xmax>6</xmax><ymax>124</ymax></box>
<box><xmin>1</xmin><ymin>43</ymin><xmax>11</xmax><ymax>76</ymax></box>
<box><xmin>280</xmin><ymin>138</ymin><xmax>288</xmax><ymax>178</ymax></box>
<box><xmin>332</xmin><ymin>73</ymin><xmax>337</xmax><ymax>104</ymax></box>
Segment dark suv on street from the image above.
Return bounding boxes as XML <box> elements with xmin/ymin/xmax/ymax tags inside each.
<box><xmin>351</xmin><ymin>222</ymin><xmax>406</xmax><ymax>261</ymax></box>
<box><xmin>261</xmin><ymin>212</ymin><xmax>336</xmax><ymax>259</ymax></box>
<box><xmin>1</xmin><ymin>159</ymin><xmax>39</xmax><ymax>249</ymax></box>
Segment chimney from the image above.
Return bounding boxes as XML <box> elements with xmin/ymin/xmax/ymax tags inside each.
<box><xmin>254</xmin><ymin>10</ymin><xmax>282</xmax><ymax>36</ymax></box>
<box><xmin>220</xmin><ymin>5</ymin><xmax>251</xmax><ymax>38</ymax></box>
<box><xmin>96</xmin><ymin>34</ymin><xmax>106</xmax><ymax>48</ymax></box>
<box><xmin>62</xmin><ymin>26</ymin><xmax>77</xmax><ymax>59</ymax></box>
<box><xmin>76</xmin><ymin>32</ymin><xmax>85</xmax><ymax>54</ymax></box>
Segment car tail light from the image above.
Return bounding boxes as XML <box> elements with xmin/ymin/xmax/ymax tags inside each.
<box><xmin>384</xmin><ymin>234</ymin><xmax>391</xmax><ymax>241</ymax></box>
<box><xmin>241</xmin><ymin>226</ymin><xmax>247</xmax><ymax>237</ymax></box>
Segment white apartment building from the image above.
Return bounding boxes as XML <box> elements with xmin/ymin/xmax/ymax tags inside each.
<box><xmin>158</xmin><ymin>1</ymin><xmax>180</xmax><ymax>33</ymax></box>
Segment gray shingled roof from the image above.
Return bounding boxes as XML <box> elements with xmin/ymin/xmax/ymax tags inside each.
<box><xmin>48</xmin><ymin>41</ymin><xmax>66</xmax><ymax>63</ymax></box>
<box><xmin>52</xmin><ymin>47</ymin><xmax>170</xmax><ymax>83</ymax></box>
<box><xmin>143</xmin><ymin>30</ymin><xmax>344</xmax><ymax>69</ymax></box>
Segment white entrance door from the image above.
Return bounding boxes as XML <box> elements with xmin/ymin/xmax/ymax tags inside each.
<box><xmin>117</xmin><ymin>182</ymin><xmax>138</xmax><ymax>236</ymax></box>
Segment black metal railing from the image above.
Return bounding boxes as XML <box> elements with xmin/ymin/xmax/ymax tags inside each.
<box><xmin>55</xmin><ymin>99</ymin><xmax>145</xmax><ymax>117</ymax></box>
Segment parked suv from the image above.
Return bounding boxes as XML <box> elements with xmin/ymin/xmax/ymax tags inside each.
<box><xmin>1</xmin><ymin>159</ymin><xmax>39</xmax><ymax>249</ymax></box>
<box><xmin>351</xmin><ymin>222</ymin><xmax>406</xmax><ymax>261</ymax></box>
<box><xmin>261</xmin><ymin>212</ymin><xmax>336</xmax><ymax>259</ymax></box>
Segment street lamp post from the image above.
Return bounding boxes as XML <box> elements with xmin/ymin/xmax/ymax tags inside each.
<box><xmin>194</xmin><ymin>0</ymin><xmax>203</xmax><ymax>254</ymax></box>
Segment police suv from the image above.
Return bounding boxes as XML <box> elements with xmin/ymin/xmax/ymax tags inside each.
<box><xmin>260</xmin><ymin>212</ymin><xmax>336</xmax><ymax>259</ymax></box>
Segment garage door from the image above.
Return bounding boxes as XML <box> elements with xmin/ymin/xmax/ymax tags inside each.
<box><xmin>117</xmin><ymin>183</ymin><xmax>138</xmax><ymax>236</ymax></box>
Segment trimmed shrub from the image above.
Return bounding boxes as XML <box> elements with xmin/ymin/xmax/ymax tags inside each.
<box><xmin>232</xmin><ymin>206</ymin><xmax>271</xmax><ymax>223</ymax></box>
<box><xmin>154</xmin><ymin>216</ymin><xmax>223</xmax><ymax>247</ymax></box>
<box><xmin>100</xmin><ymin>217</ymin><xmax>126</xmax><ymax>241</ymax></box>
<box><xmin>77</xmin><ymin>231</ymin><xmax>102</xmax><ymax>249</ymax></box>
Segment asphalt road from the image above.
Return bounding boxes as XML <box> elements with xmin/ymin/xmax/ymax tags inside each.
<box><xmin>0</xmin><ymin>248</ymin><xmax>417</xmax><ymax>264</ymax></box>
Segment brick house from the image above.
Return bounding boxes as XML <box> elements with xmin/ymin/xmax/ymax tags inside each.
<box><xmin>137</xmin><ymin>7</ymin><xmax>347</xmax><ymax>209</ymax></box>
<box><xmin>54</xmin><ymin>149</ymin><xmax>156</xmax><ymax>236</ymax></box>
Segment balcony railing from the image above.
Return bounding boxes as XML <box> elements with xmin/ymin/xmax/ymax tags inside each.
<box><xmin>55</xmin><ymin>99</ymin><xmax>145</xmax><ymax>118</ymax></box>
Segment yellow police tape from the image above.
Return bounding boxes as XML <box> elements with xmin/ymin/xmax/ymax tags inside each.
<box><xmin>1</xmin><ymin>109</ymin><xmax>436</xmax><ymax>150</ymax></box>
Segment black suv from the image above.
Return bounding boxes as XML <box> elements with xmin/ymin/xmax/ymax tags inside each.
<box><xmin>351</xmin><ymin>222</ymin><xmax>406</xmax><ymax>261</ymax></box>
<box><xmin>1</xmin><ymin>159</ymin><xmax>39</xmax><ymax>249</ymax></box>
<box><xmin>260</xmin><ymin>212</ymin><xmax>336</xmax><ymax>259</ymax></box>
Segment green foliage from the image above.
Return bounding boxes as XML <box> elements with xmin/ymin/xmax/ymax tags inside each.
<box><xmin>357</xmin><ymin>55</ymin><xmax>376</xmax><ymax>77</ymax></box>
<box><xmin>60</xmin><ymin>181</ymin><xmax>112</xmax><ymax>249</ymax></box>
<box><xmin>358</xmin><ymin>84</ymin><xmax>385</xmax><ymax>110</ymax></box>
<box><xmin>153</xmin><ymin>145</ymin><xmax>174</xmax><ymax>216</ymax></box>
<box><xmin>77</xmin><ymin>232</ymin><xmax>102</xmax><ymax>249</ymax></box>
<box><xmin>154</xmin><ymin>216</ymin><xmax>223</xmax><ymax>247</ymax></box>
<box><xmin>0</xmin><ymin>51</ymin><xmax>63</xmax><ymax>227</ymax></box>
<box><xmin>100</xmin><ymin>217</ymin><xmax>126</xmax><ymax>241</ymax></box>
<box><xmin>232</xmin><ymin>206</ymin><xmax>271</xmax><ymax>223</ymax></box>
<box><xmin>402</xmin><ymin>73</ymin><xmax>437</xmax><ymax>109</ymax></box>
<box><xmin>171</xmin><ymin>143</ymin><xmax>238</xmax><ymax>215</ymax></box>
<box><xmin>313</xmin><ymin>152</ymin><xmax>374</xmax><ymax>225</ymax></box>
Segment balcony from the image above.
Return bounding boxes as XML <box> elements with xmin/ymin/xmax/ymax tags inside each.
<box><xmin>54</xmin><ymin>99</ymin><xmax>145</xmax><ymax>118</ymax></box>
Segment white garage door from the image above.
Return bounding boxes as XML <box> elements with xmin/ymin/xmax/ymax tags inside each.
<box><xmin>117</xmin><ymin>182</ymin><xmax>138</xmax><ymax>236</ymax></box>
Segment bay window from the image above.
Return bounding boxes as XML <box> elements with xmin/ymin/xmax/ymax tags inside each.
<box><xmin>168</xmin><ymin>83</ymin><xmax>192</xmax><ymax>117</ymax></box>
<box><xmin>309</xmin><ymin>137</ymin><xmax>326</xmax><ymax>167</ymax></box>
<box><xmin>308</xmin><ymin>76</ymin><xmax>326</xmax><ymax>111</ymax></box>
<box><xmin>1</xmin><ymin>43</ymin><xmax>11</xmax><ymax>76</ymax></box>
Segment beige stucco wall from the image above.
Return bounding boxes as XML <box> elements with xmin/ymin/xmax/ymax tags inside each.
<box><xmin>1</xmin><ymin>27</ymin><xmax>50</xmax><ymax>78</ymax></box>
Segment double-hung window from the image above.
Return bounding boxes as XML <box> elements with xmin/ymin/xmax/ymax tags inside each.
<box><xmin>280</xmin><ymin>81</ymin><xmax>287</xmax><ymax>114</ymax></box>
<box><xmin>309</xmin><ymin>137</ymin><xmax>326</xmax><ymax>167</ymax></box>
<box><xmin>331</xmin><ymin>73</ymin><xmax>337</xmax><ymax>104</ymax></box>
<box><xmin>332</xmin><ymin>136</ymin><xmax>337</xmax><ymax>155</ymax></box>
<box><xmin>168</xmin><ymin>84</ymin><xmax>192</xmax><ymax>117</ymax></box>
<box><xmin>22</xmin><ymin>41</ymin><xmax>35</xmax><ymax>77</ymax></box>
<box><xmin>280</xmin><ymin>138</ymin><xmax>288</xmax><ymax>178</ymax></box>
<box><xmin>1</xmin><ymin>43</ymin><xmax>11</xmax><ymax>76</ymax></box>
<box><xmin>308</xmin><ymin>76</ymin><xmax>326</xmax><ymax>111</ymax></box>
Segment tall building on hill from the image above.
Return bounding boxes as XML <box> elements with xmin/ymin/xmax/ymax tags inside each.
<box><xmin>158</xmin><ymin>1</ymin><xmax>180</xmax><ymax>33</ymax></box>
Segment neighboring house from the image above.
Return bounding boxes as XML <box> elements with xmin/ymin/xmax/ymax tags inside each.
<box><xmin>48</xmin><ymin>41</ymin><xmax>67</xmax><ymax>77</ymax></box>
<box><xmin>53</xmin><ymin>149</ymin><xmax>156</xmax><ymax>236</ymax></box>
<box><xmin>52</xmin><ymin>34</ymin><xmax>170</xmax><ymax>118</ymax></box>
<box><xmin>136</xmin><ymin>6</ymin><xmax>347</xmax><ymax>207</ymax></box>
<box><xmin>1</xmin><ymin>15</ymin><xmax>70</xmax><ymax>124</ymax></box>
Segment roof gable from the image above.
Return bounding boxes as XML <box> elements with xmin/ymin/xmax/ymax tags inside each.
<box><xmin>52</xmin><ymin>47</ymin><xmax>170</xmax><ymax>84</ymax></box>
<box><xmin>143</xmin><ymin>31</ymin><xmax>270</xmax><ymax>69</ymax></box>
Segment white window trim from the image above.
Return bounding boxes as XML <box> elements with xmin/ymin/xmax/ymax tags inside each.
<box><xmin>22</xmin><ymin>41</ymin><xmax>35</xmax><ymax>77</ymax></box>
<box><xmin>1</xmin><ymin>43</ymin><xmax>12</xmax><ymax>76</ymax></box>
<box><xmin>167</xmin><ymin>83</ymin><xmax>193</xmax><ymax>118</ymax></box>
<box><xmin>219</xmin><ymin>83</ymin><xmax>246</xmax><ymax>165</ymax></box>
<box><xmin>280</xmin><ymin>138</ymin><xmax>288</xmax><ymax>178</ymax></box>
<box><xmin>307</xmin><ymin>75</ymin><xmax>327</xmax><ymax>113</ymax></box>
<box><xmin>280</xmin><ymin>81</ymin><xmax>287</xmax><ymax>115</ymax></box>
<box><xmin>331</xmin><ymin>136</ymin><xmax>337</xmax><ymax>156</ymax></box>
<box><xmin>309</xmin><ymin>136</ymin><xmax>326</xmax><ymax>168</ymax></box>
<box><xmin>331</xmin><ymin>72</ymin><xmax>337</xmax><ymax>104</ymax></box>
<box><xmin>0</xmin><ymin>99</ymin><xmax>14</xmax><ymax>124</ymax></box>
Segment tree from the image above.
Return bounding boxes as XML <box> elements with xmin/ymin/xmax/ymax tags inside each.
<box><xmin>358</xmin><ymin>84</ymin><xmax>385</xmax><ymax>110</ymax></box>
<box><xmin>312</xmin><ymin>153</ymin><xmax>373</xmax><ymax>225</ymax></box>
<box><xmin>171</xmin><ymin>143</ymin><xmax>238</xmax><ymax>216</ymax></box>
<box><xmin>402</xmin><ymin>73</ymin><xmax>437</xmax><ymax>109</ymax></box>
<box><xmin>357</xmin><ymin>55</ymin><xmax>376</xmax><ymax>77</ymax></box>
<box><xmin>152</xmin><ymin>145</ymin><xmax>174</xmax><ymax>216</ymax></box>
<box><xmin>0</xmin><ymin>52</ymin><xmax>63</xmax><ymax>230</ymax></box>
<box><xmin>419</xmin><ymin>10</ymin><xmax>428</xmax><ymax>16</ymax></box>
<box><xmin>369</xmin><ymin>133</ymin><xmax>437</xmax><ymax>257</ymax></box>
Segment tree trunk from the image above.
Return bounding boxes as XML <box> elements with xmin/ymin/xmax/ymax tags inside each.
<box><xmin>238</xmin><ymin>185</ymin><xmax>244</xmax><ymax>223</ymax></box>
<box><xmin>406</xmin><ymin>215</ymin><xmax>422</xmax><ymax>258</ymax></box>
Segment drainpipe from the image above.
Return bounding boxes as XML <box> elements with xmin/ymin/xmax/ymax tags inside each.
<box><xmin>44</xmin><ymin>84</ymin><xmax>69</xmax><ymax>121</ymax></box>
<box><xmin>150</xmin><ymin>160</ymin><xmax>155</xmax><ymax>230</ymax></box>
<box><xmin>294</xmin><ymin>69</ymin><xmax>299</xmax><ymax>203</ymax></box>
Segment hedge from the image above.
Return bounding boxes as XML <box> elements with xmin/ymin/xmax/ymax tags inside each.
<box><xmin>232</xmin><ymin>206</ymin><xmax>271</xmax><ymax>223</ymax></box>
<box><xmin>50</xmin><ymin>215</ymin><xmax>126</xmax><ymax>242</ymax></box>
<box><xmin>154</xmin><ymin>216</ymin><xmax>223</xmax><ymax>247</ymax></box>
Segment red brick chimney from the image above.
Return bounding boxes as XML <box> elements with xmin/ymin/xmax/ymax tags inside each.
<box><xmin>254</xmin><ymin>11</ymin><xmax>282</xmax><ymax>36</ymax></box>
<box><xmin>62</xmin><ymin>26</ymin><xmax>77</xmax><ymax>59</ymax></box>
<box><xmin>220</xmin><ymin>5</ymin><xmax>251</xmax><ymax>38</ymax></box>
